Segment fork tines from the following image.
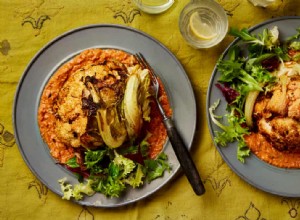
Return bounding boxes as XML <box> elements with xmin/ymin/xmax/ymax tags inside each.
<box><xmin>135</xmin><ymin>53</ymin><xmax>156</xmax><ymax>77</ymax></box>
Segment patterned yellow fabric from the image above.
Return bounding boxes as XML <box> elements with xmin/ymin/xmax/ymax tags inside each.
<box><xmin>1</xmin><ymin>0</ymin><xmax>300</xmax><ymax>219</ymax></box>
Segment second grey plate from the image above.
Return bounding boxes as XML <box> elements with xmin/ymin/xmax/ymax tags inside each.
<box><xmin>207</xmin><ymin>16</ymin><xmax>300</xmax><ymax>197</ymax></box>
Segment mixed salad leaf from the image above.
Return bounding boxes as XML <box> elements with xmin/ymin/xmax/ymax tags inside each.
<box><xmin>209</xmin><ymin>26</ymin><xmax>300</xmax><ymax>162</ymax></box>
<box><xmin>59</xmin><ymin>139</ymin><xmax>171</xmax><ymax>200</ymax></box>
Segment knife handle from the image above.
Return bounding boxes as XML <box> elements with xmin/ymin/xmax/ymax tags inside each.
<box><xmin>163</xmin><ymin>118</ymin><xmax>205</xmax><ymax>195</ymax></box>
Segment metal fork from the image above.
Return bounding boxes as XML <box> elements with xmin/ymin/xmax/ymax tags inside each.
<box><xmin>135</xmin><ymin>53</ymin><xmax>205</xmax><ymax>196</ymax></box>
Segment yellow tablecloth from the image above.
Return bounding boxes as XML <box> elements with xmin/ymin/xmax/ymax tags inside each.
<box><xmin>1</xmin><ymin>0</ymin><xmax>300</xmax><ymax>219</ymax></box>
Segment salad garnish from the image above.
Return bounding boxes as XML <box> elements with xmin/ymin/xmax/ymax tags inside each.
<box><xmin>59</xmin><ymin>139</ymin><xmax>171</xmax><ymax>200</ymax></box>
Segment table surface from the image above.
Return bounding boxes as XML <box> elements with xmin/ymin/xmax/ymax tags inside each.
<box><xmin>1</xmin><ymin>0</ymin><xmax>300</xmax><ymax>219</ymax></box>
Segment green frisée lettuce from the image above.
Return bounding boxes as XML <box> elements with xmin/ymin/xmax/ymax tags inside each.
<box><xmin>209</xmin><ymin>100</ymin><xmax>250</xmax><ymax>162</ymax></box>
<box><xmin>58</xmin><ymin>178</ymin><xmax>95</xmax><ymax>200</ymax></box>
<box><xmin>59</xmin><ymin>139</ymin><xmax>171</xmax><ymax>200</ymax></box>
<box><xmin>144</xmin><ymin>153</ymin><xmax>171</xmax><ymax>182</ymax></box>
<box><xmin>209</xmin><ymin>26</ymin><xmax>300</xmax><ymax>163</ymax></box>
<box><xmin>229</xmin><ymin>26</ymin><xmax>279</xmax><ymax>50</ymax></box>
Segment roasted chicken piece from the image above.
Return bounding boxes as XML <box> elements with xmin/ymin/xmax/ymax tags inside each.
<box><xmin>287</xmin><ymin>78</ymin><xmax>300</xmax><ymax>120</ymax></box>
<box><xmin>251</xmin><ymin>75</ymin><xmax>300</xmax><ymax>153</ymax></box>
<box><xmin>258</xmin><ymin>117</ymin><xmax>300</xmax><ymax>152</ymax></box>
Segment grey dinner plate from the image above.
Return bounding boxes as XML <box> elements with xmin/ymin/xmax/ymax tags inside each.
<box><xmin>207</xmin><ymin>16</ymin><xmax>300</xmax><ymax>197</ymax></box>
<box><xmin>13</xmin><ymin>24</ymin><xmax>196</xmax><ymax>207</ymax></box>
